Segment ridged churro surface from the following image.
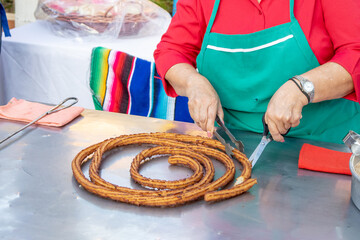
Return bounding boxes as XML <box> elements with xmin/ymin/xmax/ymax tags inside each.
<box><xmin>71</xmin><ymin>132</ymin><xmax>257</xmax><ymax>207</ymax></box>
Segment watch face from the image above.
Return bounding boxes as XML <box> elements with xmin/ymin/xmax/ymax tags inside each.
<box><xmin>304</xmin><ymin>82</ymin><xmax>314</xmax><ymax>92</ymax></box>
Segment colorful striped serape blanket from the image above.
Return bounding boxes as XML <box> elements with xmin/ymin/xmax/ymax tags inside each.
<box><xmin>90</xmin><ymin>47</ymin><xmax>193</xmax><ymax>122</ymax></box>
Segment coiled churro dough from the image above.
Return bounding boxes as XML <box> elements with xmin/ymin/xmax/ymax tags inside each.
<box><xmin>72</xmin><ymin>132</ymin><xmax>257</xmax><ymax>207</ymax></box>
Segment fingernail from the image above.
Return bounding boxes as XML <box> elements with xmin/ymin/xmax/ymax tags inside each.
<box><xmin>207</xmin><ymin>131</ymin><xmax>212</xmax><ymax>138</ymax></box>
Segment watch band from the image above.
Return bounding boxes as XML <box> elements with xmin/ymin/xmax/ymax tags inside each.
<box><xmin>294</xmin><ymin>75</ymin><xmax>315</xmax><ymax>103</ymax></box>
<box><xmin>289</xmin><ymin>77</ymin><xmax>311</xmax><ymax>103</ymax></box>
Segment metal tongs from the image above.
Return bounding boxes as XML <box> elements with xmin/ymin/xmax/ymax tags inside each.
<box><xmin>214</xmin><ymin>115</ymin><xmax>245</xmax><ymax>157</ymax></box>
<box><xmin>0</xmin><ymin>97</ymin><xmax>79</xmax><ymax>144</ymax></box>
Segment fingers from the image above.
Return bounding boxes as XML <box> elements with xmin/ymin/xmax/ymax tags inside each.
<box><xmin>265</xmin><ymin>80</ymin><xmax>308</xmax><ymax>142</ymax></box>
<box><xmin>195</xmin><ymin>101</ymin><xmax>210</xmax><ymax>131</ymax></box>
<box><xmin>265</xmin><ymin>107</ymin><xmax>303</xmax><ymax>142</ymax></box>
<box><xmin>264</xmin><ymin>114</ymin><xmax>285</xmax><ymax>142</ymax></box>
<box><xmin>197</xmin><ymin>99</ymin><xmax>220</xmax><ymax>136</ymax></box>
<box><xmin>217</xmin><ymin>103</ymin><xmax>224</xmax><ymax>123</ymax></box>
<box><xmin>204</xmin><ymin>100</ymin><xmax>224</xmax><ymax>137</ymax></box>
<box><xmin>267</xmin><ymin>122</ymin><xmax>285</xmax><ymax>142</ymax></box>
<box><xmin>187</xmin><ymin>83</ymin><xmax>221</xmax><ymax>137</ymax></box>
<box><xmin>206</xmin><ymin>103</ymin><xmax>217</xmax><ymax>137</ymax></box>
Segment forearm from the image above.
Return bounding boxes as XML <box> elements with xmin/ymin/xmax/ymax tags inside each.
<box><xmin>300</xmin><ymin>62</ymin><xmax>354</xmax><ymax>103</ymax></box>
<box><xmin>165</xmin><ymin>63</ymin><xmax>204</xmax><ymax>97</ymax></box>
<box><xmin>165</xmin><ymin>63</ymin><xmax>224</xmax><ymax>134</ymax></box>
<box><xmin>266</xmin><ymin>62</ymin><xmax>355</xmax><ymax>142</ymax></box>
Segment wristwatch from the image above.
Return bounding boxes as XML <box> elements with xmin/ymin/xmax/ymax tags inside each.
<box><xmin>291</xmin><ymin>75</ymin><xmax>315</xmax><ymax>103</ymax></box>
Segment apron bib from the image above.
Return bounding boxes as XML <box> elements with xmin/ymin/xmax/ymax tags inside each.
<box><xmin>196</xmin><ymin>0</ymin><xmax>360</xmax><ymax>144</ymax></box>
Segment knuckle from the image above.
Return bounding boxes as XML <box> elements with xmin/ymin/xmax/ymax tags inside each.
<box><xmin>290</xmin><ymin>115</ymin><xmax>301</xmax><ymax>125</ymax></box>
<box><xmin>283</xmin><ymin>115</ymin><xmax>291</xmax><ymax>122</ymax></box>
<box><xmin>198</xmin><ymin>115</ymin><xmax>207</xmax><ymax>123</ymax></box>
<box><xmin>273</xmin><ymin>134</ymin><xmax>283</xmax><ymax>142</ymax></box>
<box><xmin>291</xmin><ymin>120</ymin><xmax>300</xmax><ymax>127</ymax></box>
<box><xmin>280</xmin><ymin>129</ymin><xmax>287</xmax><ymax>135</ymax></box>
<box><xmin>272</xmin><ymin>134</ymin><xmax>280</xmax><ymax>141</ymax></box>
<box><xmin>210</xmin><ymin>98</ymin><xmax>218</xmax><ymax>106</ymax></box>
<box><xmin>191</xmin><ymin>98</ymin><xmax>200</xmax><ymax>106</ymax></box>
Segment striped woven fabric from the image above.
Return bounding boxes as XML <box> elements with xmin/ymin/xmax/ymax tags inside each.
<box><xmin>90</xmin><ymin>47</ymin><xmax>193</xmax><ymax>122</ymax></box>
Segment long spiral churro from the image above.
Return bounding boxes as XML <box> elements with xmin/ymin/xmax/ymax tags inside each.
<box><xmin>72</xmin><ymin>132</ymin><xmax>257</xmax><ymax>207</ymax></box>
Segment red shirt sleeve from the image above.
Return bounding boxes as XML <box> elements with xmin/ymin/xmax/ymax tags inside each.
<box><xmin>153</xmin><ymin>0</ymin><xmax>208</xmax><ymax>97</ymax></box>
<box><xmin>322</xmin><ymin>0</ymin><xmax>360</xmax><ymax>102</ymax></box>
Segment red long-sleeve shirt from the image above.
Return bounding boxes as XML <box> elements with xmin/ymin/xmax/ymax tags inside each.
<box><xmin>154</xmin><ymin>0</ymin><xmax>360</xmax><ymax>102</ymax></box>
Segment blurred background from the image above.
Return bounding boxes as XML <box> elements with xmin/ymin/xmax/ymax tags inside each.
<box><xmin>2</xmin><ymin>0</ymin><xmax>15</xmax><ymax>28</ymax></box>
<box><xmin>1</xmin><ymin>0</ymin><xmax>174</xmax><ymax>29</ymax></box>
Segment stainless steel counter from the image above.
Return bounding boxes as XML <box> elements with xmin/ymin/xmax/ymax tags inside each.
<box><xmin>0</xmin><ymin>110</ymin><xmax>359</xmax><ymax>240</ymax></box>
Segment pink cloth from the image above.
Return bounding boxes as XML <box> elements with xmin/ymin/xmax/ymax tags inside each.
<box><xmin>0</xmin><ymin>98</ymin><xmax>84</xmax><ymax>127</ymax></box>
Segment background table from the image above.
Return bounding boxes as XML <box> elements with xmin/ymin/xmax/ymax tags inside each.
<box><xmin>0</xmin><ymin>20</ymin><xmax>169</xmax><ymax>109</ymax></box>
<box><xmin>0</xmin><ymin>110</ymin><xmax>359</xmax><ymax>240</ymax></box>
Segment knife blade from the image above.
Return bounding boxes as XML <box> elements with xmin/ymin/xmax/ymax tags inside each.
<box><xmin>249</xmin><ymin>114</ymin><xmax>291</xmax><ymax>168</ymax></box>
<box><xmin>249</xmin><ymin>136</ymin><xmax>272</xmax><ymax>167</ymax></box>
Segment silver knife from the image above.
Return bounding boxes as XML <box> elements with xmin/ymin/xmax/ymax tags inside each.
<box><xmin>249</xmin><ymin>114</ymin><xmax>291</xmax><ymax>168</ymax></box>
<box><xmin>249</xmin><ymin>135</ymin><xmax>272</xmax><ymax>167</ymax></box>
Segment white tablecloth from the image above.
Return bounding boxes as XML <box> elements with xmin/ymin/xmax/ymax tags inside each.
<box><xmin>0</xmin><ymin>20</ymin><xmax>168</xmax><ymax>109</ymax></box>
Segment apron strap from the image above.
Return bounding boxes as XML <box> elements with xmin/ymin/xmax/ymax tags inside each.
<box><xmin>198</xmin><ymin>0</ymin><xmax>220</xmax><ymax>66</ymax></box>
<box><xmin>289</xmin><ymin>0</ymin><xmax>295</xmax><ymax>21</ymax></box>
<box><xmin>204</xmin><ymin>0</ymin><xmax>221</xmax><ymax>35</ymax></box>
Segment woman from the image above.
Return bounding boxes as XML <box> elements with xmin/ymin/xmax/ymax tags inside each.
<box><xmin>154</xmin><ymin>0</ymin><xmax>360</xmax><ymax>143</ymax></box>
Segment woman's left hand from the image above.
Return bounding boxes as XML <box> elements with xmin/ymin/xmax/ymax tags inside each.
<box><xmin>265</xmin><ymin>80</ymin><xmax>308</xmax><ymax>142</ymax></box>
<box><xmin>266</xmin><ymin>62</ymin><xmax>355</xmax><ymax>142</ymax></box>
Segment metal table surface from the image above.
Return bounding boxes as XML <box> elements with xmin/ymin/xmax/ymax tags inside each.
<box><xmin>0</xmin><ymin>110</ymin><xmax>359</xmax><ymax>240</ymax></box>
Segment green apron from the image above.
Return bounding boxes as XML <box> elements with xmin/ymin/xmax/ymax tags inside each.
<box><xmin>196</xmin><ymin>0</ymin><xmax>360</xmax><ymax>144</ymax></box>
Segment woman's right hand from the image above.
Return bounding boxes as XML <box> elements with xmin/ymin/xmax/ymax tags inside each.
<box><xmin>165</xmin><ymin>63</ymin><xmax>224</xmax><ymax>136</ymax></box>
<box><xmin>186</xmin><ymin>73</ymin><xmax>224</xmax><ymax>136</ymax></box>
